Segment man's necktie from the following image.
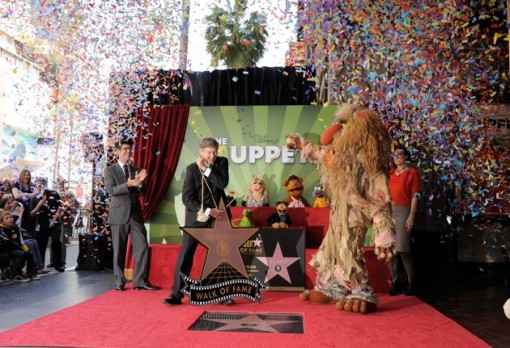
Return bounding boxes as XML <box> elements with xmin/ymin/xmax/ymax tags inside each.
<box><xmin>123</xmin><ymin>164</ymin><xmax>129</xmax><ymax>180</ymax></box>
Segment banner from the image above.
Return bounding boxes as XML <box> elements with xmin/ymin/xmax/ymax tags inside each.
<box><xmin>148</xmin><ymin>105</ymin><xmax>336</xmax><ymax>243</ymax></box>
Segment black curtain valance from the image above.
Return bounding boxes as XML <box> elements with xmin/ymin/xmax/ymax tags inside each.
<box><xmin>110</xmin><ymin>66</ymin><xmax>317</xmax><ymax>107</ymax></box>
<box><xmin>189</xmin><ymin>66</ymin><xmax>316</xmax><ymax>106</ymax></box>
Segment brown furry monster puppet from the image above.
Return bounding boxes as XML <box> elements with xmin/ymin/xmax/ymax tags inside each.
<box><xmin>282</xmin><ymin>175</ymin><xmax>310</xmax><ymax>208</ymax></box>
<box><xmin>287</xmin><ymin>104</ymin><xmax>395</xmax><ymax>314</ymax></box>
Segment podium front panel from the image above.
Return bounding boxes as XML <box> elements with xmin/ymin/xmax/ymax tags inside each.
<box><xmin>241</xmin><ymin>227</ymin><xmax>305</xmax><ymax>291</ymax></box>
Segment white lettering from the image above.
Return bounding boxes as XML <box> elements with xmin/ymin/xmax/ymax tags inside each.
<box><xmin>281</xmin><ymin>148</ymin><xmax>295</xmax><ymax>163</ymax></box>
<box><xmin>265</xmin><ymin>146</ymin><xmax>280</xmax><ymax>163</ymax></box>
<box><xmin>229</xmin><ymin>146</ymin><xmax>303</xmax><ymax>164</ymax></box>
<box><xmin>230</xmin><ymin>146</ymin><xmax>246</xmax><ymax>164</ymax></box>
<box><xmin>249</xmin><ymin>146</ymin><xmax>264</xmax><ymax>163</ymax></box>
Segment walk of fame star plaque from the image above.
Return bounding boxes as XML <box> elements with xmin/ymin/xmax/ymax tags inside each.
<box><xmin>240</xmin><ymin>227</ymin><xmax>305</xmax><ymax>291</ymax></box>
<box><xmin>180</xmin><ymin>198</ymin><xmax>264</xmax><ymax>305</ymax></box>
<box><xmin>188</xmin><ymin>311</ymin><xmax>304</xmax><ymax>333</ymax></box>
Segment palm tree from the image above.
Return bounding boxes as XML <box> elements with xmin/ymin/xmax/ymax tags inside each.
<box><xmin>205</xmin><ymin>0</ymin><xmax>267</xmax><ymax>69</ymax></box>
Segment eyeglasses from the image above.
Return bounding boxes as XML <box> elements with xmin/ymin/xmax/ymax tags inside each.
<box><xmin>278</xmin><ymin>209</ymin><xmax>286</xmax><ymax>213</ymax></box>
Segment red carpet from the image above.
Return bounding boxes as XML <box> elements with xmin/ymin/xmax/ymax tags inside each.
<box><xmin>0</xmin><ymin>289</ymin><xmax>488</xmax><ymax>348</ymax></box>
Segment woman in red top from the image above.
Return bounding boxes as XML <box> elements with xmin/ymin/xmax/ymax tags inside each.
<box><xmin>388</xmin><ymin>147</ymin><xmax>421</xmax><ymax>296</ymax></box>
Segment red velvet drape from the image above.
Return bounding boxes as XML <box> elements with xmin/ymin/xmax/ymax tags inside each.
<box><xmin>132</xmin><ymin>104</ymin><xmax>190</xmax><ymax>221</ymax></box>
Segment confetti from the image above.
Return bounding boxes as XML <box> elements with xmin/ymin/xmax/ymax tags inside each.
<box><xmin>0</xmin><ymin>1</ymin><xmax>508</xmax><ymax>234</ymax></box>
<box><xmin>0</xmin><ymin>0</ymin><xmax>300</xmax><ymax>199</ymax></box>
<box><xmin>298</xmin><ymin>0</ymin><xmax>509</xmax><ymax>219</ymax></box>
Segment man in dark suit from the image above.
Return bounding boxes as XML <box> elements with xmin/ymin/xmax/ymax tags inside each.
<box><xmin>103</xmin><ymin>139</ymin><xmax>156</xmax><ymax>291</ymax></box>
<box><xmin>163</xmin><ymin>137</ymin><xmax>230</xmax><ymax>305</ymax></box>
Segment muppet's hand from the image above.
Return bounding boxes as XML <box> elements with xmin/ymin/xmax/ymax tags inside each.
<box><xmin>209</xmin><ymin>208</ymin><xmax>225</xmax><ymax>220</ymax></box>
<box><xmin>286</xmin><ymin>134</ymin><xmax>304</xmax><ymax>150</ymax></box>
<box><xmin>372</xmin><ymin>211</ymin><xmax>396</xmax><ymax>264</ymax></box>
<box><xmin>374</xmin><ymin>245</ymin><xmax>396</xmax><ymax>264</ymax></box>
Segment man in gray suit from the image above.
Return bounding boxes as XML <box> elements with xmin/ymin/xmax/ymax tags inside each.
<box><xmin>103</xmin><ymin>139</ymin><xmax>156</xmax><ymax>291</ymax></box>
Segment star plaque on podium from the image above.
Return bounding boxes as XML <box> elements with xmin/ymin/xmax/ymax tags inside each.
<box><xmin>180</xmin><ymin>198</ymin><xmax>264</xmax><ymax>305</ymax></box>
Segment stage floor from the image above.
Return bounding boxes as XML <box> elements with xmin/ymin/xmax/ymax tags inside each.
<box><xmin>0</xmin><ymin>241</ymin><xmax>509</xmax><ymax>347</ymax></box>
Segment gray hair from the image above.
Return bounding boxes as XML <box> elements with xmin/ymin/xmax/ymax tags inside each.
<box><xmin>200</xmin><ymin>138</ymin><xmax>219</xmax><ymax>149</ymax></box>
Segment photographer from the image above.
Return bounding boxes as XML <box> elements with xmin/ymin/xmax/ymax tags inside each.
<box><xmin>30</xmin><ymin>184</ymin><xmax>64</xmax><ymax>272</ymax></box>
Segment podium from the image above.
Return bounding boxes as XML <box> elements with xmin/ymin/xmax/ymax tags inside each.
<box><xmin>121</xmin><ymin>206</ymin><xmax>392</xmax><ymax>293</ymax></box>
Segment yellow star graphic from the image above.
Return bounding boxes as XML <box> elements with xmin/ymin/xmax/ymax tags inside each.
<box><xmin>182</xmin><ymin>198</ymin><xmax>259</xmax><ymax>280</ymax></box>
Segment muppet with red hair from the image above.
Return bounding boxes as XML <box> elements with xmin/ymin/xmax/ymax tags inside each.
<box><xmin>287</xmin><ymin>104</ymin><xmax>395</xmax><ymax>314</ymax></box>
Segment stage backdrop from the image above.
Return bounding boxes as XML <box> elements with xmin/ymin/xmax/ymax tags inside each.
<box><xmin>148</xmin><ymin>105</ymin><xmax>336</xmax><ymax>243</ymax></box>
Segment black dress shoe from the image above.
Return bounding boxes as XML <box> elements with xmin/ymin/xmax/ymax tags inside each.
<box><xmin>55</xmin><ymin>267</ymin><xmax>65</xmax><ymax>273</ymax></box>
<box><xmin>219</xmin><ymin>299</ymin><xmax>235</xmax><ymax>305</ymax></box>
<box><xmin>162</xmin><ymin>296</ymin><xmax>182</xmax><ymax>305</ymax></box>
<box><xmin>115</xmin><ymin>283</ymin><xmax>125</xmax><ymax>291</ymax></box>
<box><xmin>388</xmin><ymin>282</ymin><xmax>401</xmax><ymax>296</ymax></box>
<box><xmin>134</xmin><ymin>284</ymin><xmax>158</xmax><ymax>290</ymax></box>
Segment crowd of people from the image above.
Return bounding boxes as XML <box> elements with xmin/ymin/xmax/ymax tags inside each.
<box><xmin>0</xmin><ymin>170</ymin><xmax>82</xmax><ymax>285</ymax></box>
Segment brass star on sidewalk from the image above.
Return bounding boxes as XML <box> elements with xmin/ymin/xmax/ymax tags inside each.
<box><xmin>182</xmin><ymin>198</ymin><xmax>259</xmax><ymax>280</ymax></box>
<box><xmin>211</xmin><ymin>313</ymin><xmax>298</xmax><ymax>333</ymax></box>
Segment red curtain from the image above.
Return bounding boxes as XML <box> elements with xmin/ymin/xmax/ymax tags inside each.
<box><xmin>133</xmin><ymin>104</ymin><xmax>190</xmax><ymax>221</ymax></box>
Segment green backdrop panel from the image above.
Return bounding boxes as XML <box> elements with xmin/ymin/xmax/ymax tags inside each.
<box><xmin>148</xmin><ymin>105</ymin><xmax>336</xmax><ymax>243</ymax></box>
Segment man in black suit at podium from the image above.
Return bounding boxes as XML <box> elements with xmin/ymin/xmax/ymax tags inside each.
<box><xmin>163</xmin><ymin>137</ymin><xmax>231</xmax><ymax>305</ymax></box>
